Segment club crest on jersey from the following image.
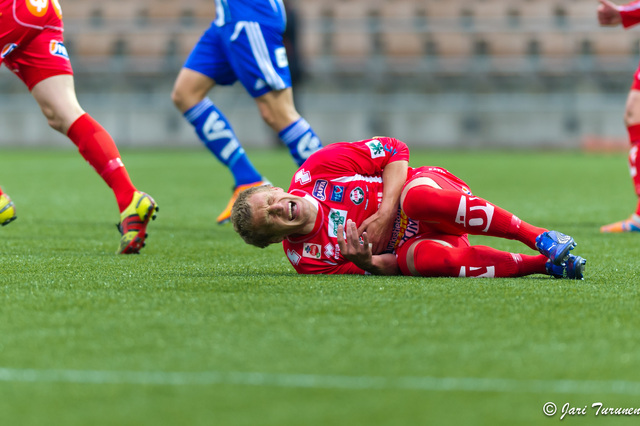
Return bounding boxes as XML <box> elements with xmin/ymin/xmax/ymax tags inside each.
<box><xmin>1</xmin><ymin>43</ymin><xmax>18</xmax><ymax>58</ymax></box>
<box><xmin>328</xmin><ymin>209</ymin><xmax>347</xmax><ymax>238</ymax></box>
<box><xmin>349</xmin><ymin>187</ymin><xmax>365</xmax><ymax>205</ymax></box>
<box><xmin>312</xmin><ymin>180</ymin><xmax>328</xmax><ymax>201</ymax></box>
<box><xmin>366</xmin><ymin>140</ymin><xmax>385</xmax><ymax>158</ymax></box>
<box><xmin>49</xmin><ymin>40</ymin><xmax>69</xmax><ymax>59</ymax></box>
<box><xmin>303</xmin><ymin>243</ymin><xmax>322</xmax><ymax>259</ymax></box>
<box><xmin>330</xmin><ymin>185</ymin><xmax>345</xmax><ymax>202</ymax></box>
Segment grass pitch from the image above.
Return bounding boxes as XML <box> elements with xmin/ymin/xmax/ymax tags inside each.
<box><xmin>1</xmin><ymin>147</ymin><xmax>639</xmax><ymax>426</ymax></box>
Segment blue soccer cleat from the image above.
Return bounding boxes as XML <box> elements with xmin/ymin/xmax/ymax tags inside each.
<box><xmin>546</xmin><ymin>255</ymin><xmax>586</xmax><ymax>280</ymax></box>
<box><xmin>536</xmin><ymin>230</ymin><xmax>576</xmax><ymax>265</ymax></box>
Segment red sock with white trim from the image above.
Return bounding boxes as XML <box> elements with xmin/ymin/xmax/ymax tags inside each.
<box><xmin>402</xmin><ymin>186</ymin><xmax>547</xmax><ymax>250</ymax></box>
<box><xmin>67</xmin><ymin>114</ymin><xmax>135</xmax><ymax>212</ymax></box>
<box><xmin>408</xmin><ymin>240</ymin><xmax>548</xmax><ymax>278</ymax></box>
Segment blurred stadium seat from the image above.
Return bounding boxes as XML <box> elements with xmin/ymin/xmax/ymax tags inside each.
<box><xmin>56</xmin><ymin>0</ymin><xmax>639</xmax><ymax>83</ymax></box>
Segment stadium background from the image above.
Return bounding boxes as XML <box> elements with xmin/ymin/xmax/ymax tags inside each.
<box><xmin>0</xmin><ymin>0</ymin><xmax>634</xmax><ymax>150</ymax></box>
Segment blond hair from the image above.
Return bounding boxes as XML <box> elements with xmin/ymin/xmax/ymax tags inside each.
<box><xmin>231</xmin><ymin>185</ymin><xmax>276</xmax><ymax>248</ymax></box>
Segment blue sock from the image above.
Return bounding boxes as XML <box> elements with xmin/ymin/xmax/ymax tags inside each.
<box><xmin>184</xmin><ymin>98</ymin><xmax>262</xmax><ymax>186</ymax></box>
<box><xmin>278</xmin><ymin>118</ymin><xmax>322</xmax><ymax>166</ymax></box>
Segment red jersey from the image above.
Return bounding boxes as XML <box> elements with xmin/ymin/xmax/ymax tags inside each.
<box><xmin>282</xmin><ymin>137</ymin><xmax>412</xmax><ymax>275</ymax></box>
<box><xmin>1</xmin><ymin>0</ymin><xmax>70</xmax><ymax>89</ymax></box>
<box><xmin>0</xmin><ymin>0</ymin><xmax>63</xmax><ymax>44</ymax></box>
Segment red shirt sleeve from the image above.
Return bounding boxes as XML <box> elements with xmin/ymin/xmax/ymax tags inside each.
<box><xmin>291</xmin><ymin>137</ymin><xmax>410</xmax><ymax>187</ymax></box>
<box><xmin>293</xmin><ymin>258</ymin><xmax>367</xmax><ymax>275</ymax></box>
<box><xmin>620</xmin><ymin>1</ymin><xmax>640</xmax><ymax>28</ymax></box>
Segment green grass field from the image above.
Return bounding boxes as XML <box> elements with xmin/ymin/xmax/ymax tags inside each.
<box><xmin>1</xmin><ymin>147</ymin><xmax>639</xmax><ymax>426</ymax></box>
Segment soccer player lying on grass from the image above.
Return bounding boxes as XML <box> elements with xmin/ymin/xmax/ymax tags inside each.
<box><xmin>231</xmin><ymin>137</ymin><xmax>586</xmax><ymax>279</ymax></box>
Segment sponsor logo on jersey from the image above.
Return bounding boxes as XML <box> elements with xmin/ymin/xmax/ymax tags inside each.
<box><xmin>385</xmin><ymin>207</ymin><xmax>420</xmax><ymax>253</ymax></box>
<box><xmin>312</xmin><ymin>180</ymin><xmax>328</xmax><ymax>201</ymax></box>
<box><xmin>49</xmin><ymin>40</ymin><xmax>69</xmax><ymax>59</ymax></box>
<box><xmin>294</xmin><ymin>169</ymin><xmax>311</xmax><ymax>185</ymax></box>
<box><xmin>287</xmin><ymin>249</ymin><xmax>301</xmax><ymax>266</ymax></box>
<box><xmin>349</xmin><ymin>187</ymin><xmax>364</xmax><ymax>205</ymax></box>
<box><xmin>330</xmin><ymin>185</ymin><xmax>345</xmax><ymax>202</ymax></box>
<box><xmin>324</xmin><ymin>243</ymin><xmax>340</xmax><ymax>260</ymax></box>
<box><xmin>328</xmin><ymin>209</ymin><xmax>347</xmax><ymax>238</ymax></box>
<box><xmin>366</xmin><ymin>140</ymin><xmax>385</xmax><ymax>158</ymax></box>
<box><xmin>27</xmin><ymin>0</ymin><xmax>49</xmax><ymax>17</ymax></box>
<box><xmin>303</xmin><ymin>243</ymin><xmax>322</xmax><ymax>259</ymax></box>
<box><xmin>1</xmin><ymin>43</ymin><xmax>18</xmax><ymax>59</ymax></box>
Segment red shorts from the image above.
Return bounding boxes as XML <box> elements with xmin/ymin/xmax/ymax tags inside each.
<box><xmin>404</xmin><ymin>166</ymin><xmax>472</xmax><ymax>195</ymax></box>
<box><xmin>1</xmin><ymin>0</ymin><xmax>72</xmax><ymax>90</ymax></box>
<box><xmin>395</xmin><ymin>166</ymin><xmax>472</xmax><ymax>275</ymax></box>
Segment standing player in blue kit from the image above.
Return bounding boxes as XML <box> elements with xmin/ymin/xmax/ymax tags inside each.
<box><xmin>171</xmin><ymin>0</ymin><xmax>322</xmax><ymax>224</ymax></box>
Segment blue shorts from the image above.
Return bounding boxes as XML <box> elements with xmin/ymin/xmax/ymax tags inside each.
<box><xmin>184</xmin><ymin>21</ymin><xmax>292</xmax><ymax>98</ymax></box>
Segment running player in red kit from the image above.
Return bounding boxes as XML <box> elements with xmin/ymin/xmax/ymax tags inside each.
<box><xmin>598</xmin><ymin>0</ymin><xmax>640</xmax><ymax>232</ymax></box>
<box><xmin>231</xmin><ymin>137</ymin><xmax>586</xmax><ymax>279</ymax></box>
<box><xmin>0</xmin><ymin>0</ymin><xmax>157</xmax><ymax>253</ymax></box>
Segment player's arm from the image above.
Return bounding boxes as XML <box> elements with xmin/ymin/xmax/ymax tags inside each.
<box><xmin>337</xmin><ymin>220</ymin><xmax>399</xmax><ymax>276</ymax></box>
<box><xmin>599</xmin><ymin>0</ymin><xmax>640</xmax><ymax>28</ymax></box>
<box><xmin>357</xmin><ymin>159</ymin><xmax>408</xmax><ymax>254</ymax></box>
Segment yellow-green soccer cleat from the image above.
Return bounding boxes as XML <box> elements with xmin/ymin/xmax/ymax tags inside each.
<box><xmin>116</xmin><ymin>191</ymin><xmax>158</xmax><ymax>254</ymax></box>
<box><xmin>217</xmin><ymin>180</ymin><xmax>269</xmax><ymax>225</ymax></box>
<box><xmin>0</xmin><ymin>194</ymin><xmax>17</xmax><ymax>226</ymax></box>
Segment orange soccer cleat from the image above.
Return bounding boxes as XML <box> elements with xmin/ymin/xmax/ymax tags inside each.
<box><xmin>217</xmin><ymin>180</ymin><xmax>269</xmax><ymax>225</ymax></box>
<box><xmin>600</xmin><ymin>214</ymin><xmax>640</xmax><ymax>233</ymax></box>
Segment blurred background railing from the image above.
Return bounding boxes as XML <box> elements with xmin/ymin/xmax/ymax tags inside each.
<box><xmin>0</xmin><ymin>0</ymin><xmax>635</xmax><ymax>149</ymax></box>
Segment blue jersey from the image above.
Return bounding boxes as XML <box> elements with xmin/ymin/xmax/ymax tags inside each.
<box><xmin>214</xmin><ymin>0</ymin><xmax>286</xmax><ymax>31</ymax></box>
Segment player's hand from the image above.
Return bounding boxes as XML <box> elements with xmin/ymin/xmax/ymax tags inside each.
<box><xmin>337</xmin><ymin>219</ymin><xmax>373</xmax><ymax>269</ymax></box>
<box><xmin>358</xmin><ymin>211</ymin><xmax>394</xmax><ymax>255</ymax></box>
<box><xmin>598</xmin><ymin>0</ymin><xmax>622</xmax><ymax>26</ymax></box>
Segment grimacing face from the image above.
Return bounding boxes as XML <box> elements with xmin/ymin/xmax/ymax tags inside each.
<box><xmin>248</xmin><ymin>187</ymin><xmax>317</xmax><ymax>243</ymax></box>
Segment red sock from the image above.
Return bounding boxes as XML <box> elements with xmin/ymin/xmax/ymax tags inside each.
<box><xmin>402</xmin><ymin>186</ymin><xmax>547</xmax><ymax>251</ymax></box>
<box><xmin>67</xmin><ymin>113</ymin><xmax>135</xmax><ymax>212</ymax></box>
<box><xmin>404</xmin><ymin>240</ymin><xmax>548</xmax><ymax>278</ymax></box>
<box><xmin>627</xmin><ymin>125</ymin><xmax>640</xmax><ymax>215</ymax></box>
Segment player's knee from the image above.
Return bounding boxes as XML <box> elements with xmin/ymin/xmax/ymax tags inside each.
<box><xmin>40</xmin><ymin>106</ymin><xmax>64</xmax><ymax>133</ymax></box>
<box><xmin>402</xmin><ymin>185</ymin><xmax>439</xmax><ymax>219</ymax></box>
<box><xmin>170</xmin><ymin>87</ymin><xmax>187</xmax><ymax>110</ymax></box>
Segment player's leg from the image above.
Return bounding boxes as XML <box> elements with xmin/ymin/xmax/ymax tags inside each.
<box><xmin>397</xmin><ymin>236</ymin><xmax>548</xmax><ymax>278</ymax></box>
<box><xmin>171</xmin><ymin>68</ymin><xmax>264</xmax><ymax>189</ymax></box>
<box><xmin>30</xmin><ymin>75</ymin><xmax>157</xmax><ymax>253</ymax></box>
<box><xmin>396</xmin><ymin>237</ymin><xmax>584</xmax><ymax>279</ymax></box>
<box><xmin>171</xmin><ymin>25</ymin><xmax>267</xmax><ymax>224</ymax></box>
<box><xmin>229</xmin><ymin>21</ymin><xmax>322</xmax><ymax>166</ymax></box>
<box><xmin>400</xmin><ymin>171</ymin><xmax>579</xmax><ymax>265</ymax></box>
<box><xmin>255</xmin><ymin>88</ymin><xmax>321</xmax><ymax>166</ymax></box>
<box><xmin>601</xmin><ymin>84</ymin><xmax>640</xmax><ymax>232</ymax></box>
